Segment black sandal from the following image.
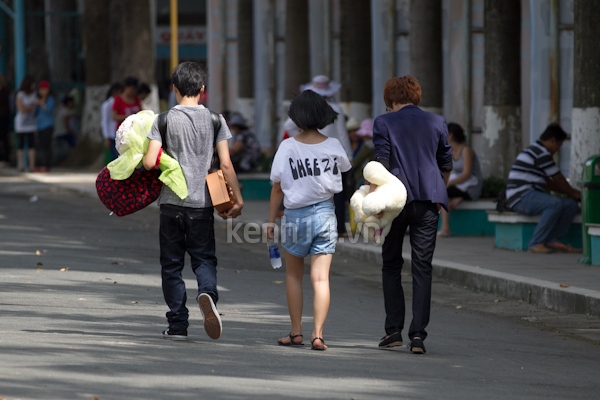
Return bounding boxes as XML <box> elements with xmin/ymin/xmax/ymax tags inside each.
<box><xmin>311</xmin><ymin>337</ymin><xmax>327</xmax><ymax>351</ymax></box>
<box><xmin>278</xmin><ymin>332</ymin><xmax>304</xmax><ymax>346</ymax></box>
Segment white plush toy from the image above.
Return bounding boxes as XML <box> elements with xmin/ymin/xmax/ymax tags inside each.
<box><xmin>350</xmin><ymin>161</ymin><xmax>408</xmax><ymax>245</ymax></box>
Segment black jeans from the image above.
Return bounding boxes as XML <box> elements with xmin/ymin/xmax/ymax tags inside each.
<box><xmin>381</xmin><ymin>201</ymin><xmax>438</xmax><ymax>341</ymax></box>
<box><xmin>37</xmin><ymin>127</ymin><xmax>54</xmax><ymax>168</ymax></box>
<box><xmin>159</xmin><ymin>204</ymin><xmax>218</xmax><ymax>331</ymax></box>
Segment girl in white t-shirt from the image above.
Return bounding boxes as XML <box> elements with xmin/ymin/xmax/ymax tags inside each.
<box><xmin>14</xmin><ymin>76</ymin><xmax>37</xmax><ymax>172</ymax></box>
<box><xmin>266</xmin><ymin>90</ymin><xmax>351</xmax><ymax>351</ymax></box>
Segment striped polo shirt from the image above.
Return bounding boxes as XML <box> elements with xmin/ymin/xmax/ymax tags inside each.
<box><xmin>505</xmin><ymin>140</ymin><xmax>560</xmax><ymax>208</ymax></box>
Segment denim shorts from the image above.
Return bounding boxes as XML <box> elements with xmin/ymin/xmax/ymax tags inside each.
<box><xmin>281</xmin><ymin>200</ymin><xmax>338</xmax><ymax>257</ymax></box>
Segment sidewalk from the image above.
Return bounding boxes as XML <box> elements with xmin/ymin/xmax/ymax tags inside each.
<box><xmin>11</xmin><ymin>167</ymin><xmax>600</xmax><ymax>318</ymax></box>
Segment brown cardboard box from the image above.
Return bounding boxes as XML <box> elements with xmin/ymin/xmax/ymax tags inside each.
<box><xmin>206</xmin><ymin>170</ymin><xmax>236</xmax><ymax>212</ymax></box>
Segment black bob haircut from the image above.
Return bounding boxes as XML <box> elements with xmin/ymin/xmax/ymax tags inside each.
<box><xmin>123</xmin><ymin>76</ymin><xmax>139</xmax><ymax>88</ymax></box>
<box><xmin>288</xmin><ymin>90</ymin><xmax>338</xmax><ymax>131</ymax></box>
<box><xmin>540</xmin><ymin>123</ymin><xmax>568</xmax><ymax>142</ymax></box>
<box><xmin>447</xmin><ymin>122</ymin><xmax>466</xmax><ymax>143</ymax></box>
<box><xmin>172</xmin><ymin>61</ymin><xmax>207</xmax><ymax>98</ymax></box>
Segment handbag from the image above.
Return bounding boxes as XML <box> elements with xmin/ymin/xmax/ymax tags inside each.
<box><xmin>96</xmin><ymin>166</ymin><xmax>163</xmax><ymax>216</ymax></box>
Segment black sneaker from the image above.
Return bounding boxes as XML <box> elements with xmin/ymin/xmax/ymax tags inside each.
<box><xmin>408</xmin><ymin>337</ymin><xmax>426</xmax><ymax>354</ymax></box>
<box><xmin>161</xmin><ymin>328</ymin><xmax>188</xmax><ymax>341</ymax></box>
<box><xmin>198</xmin><ymin>293</ymin><xmax>222</xmax><ymax>339</ymax></box>
<box><xmin>378</xmin><ymin>332</ymin><xmax>403</xmax><ymax>348</ymax></box>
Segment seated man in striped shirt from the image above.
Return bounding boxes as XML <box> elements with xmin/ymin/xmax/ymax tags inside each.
<box><xmin>505</xmin><ymin>123</ymin><xmax>581</xmax><ymax>253</ymax></box>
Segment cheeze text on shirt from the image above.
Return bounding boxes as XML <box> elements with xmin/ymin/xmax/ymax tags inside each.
<box><xmin>288</xmin><ymin>157</ymin><xmax>340</xmax><ymax>180</ymax></box>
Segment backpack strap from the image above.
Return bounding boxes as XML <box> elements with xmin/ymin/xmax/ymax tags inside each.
<box><xmin>157</xmin><ymin>111</ymin><xmax>169</xmax><ymax>153</ymax></box>
<box><xmin>209</xmin><ymin>110</ymin><xmax>221</xmax><ymax>148</ymax></box>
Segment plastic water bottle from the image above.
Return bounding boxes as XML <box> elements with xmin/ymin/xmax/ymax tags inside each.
<box><xmin>267</xmin><ymin>237</ymin><xmax>282</xmax><ymax>269</ymax></box>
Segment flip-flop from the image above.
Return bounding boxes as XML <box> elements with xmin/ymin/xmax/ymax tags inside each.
<box><xmin>311</xmin><ymin>337</ymin><xmax>327</xmax><ymax>351</ymax></box>
<box><xmin>277</xmin><ymin>332</ymin><xmax>304</xmax><ymax>346</ymax></box>
<box><xmin>436</xmin><ymin>231</ymin><xmax>450</xmax><ymax>238</ymax></box>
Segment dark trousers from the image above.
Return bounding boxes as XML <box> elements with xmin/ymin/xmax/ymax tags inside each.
<box><xmin>159</xmin><ymin>204</ymin><xmax>218</xmax><ymax>331</ymax></box>
<box><xmin>37</xmin><ymin>127</ymin><xmax>54</xmax><ymax>168</ymax></box>
<box><xmin>381</xmin><ymin>201</ymin><xmax>439</xmax><ymax>341</ymax></box>
<box><xmin>334</xmin><ymin>171</ymin><xmax>351</xmax><ymax>234</ymax></box>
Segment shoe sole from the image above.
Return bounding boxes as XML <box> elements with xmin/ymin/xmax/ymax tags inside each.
<box><xmin>198</xmin><ymin>294</ymin><xmax>222</xmax><ymax>340</ymax></box>
<box><xmin>379</xmin><ymin>341</ymin><xmax>403</xmax><ymax>348</ymax></box>
<box><xmin>411</xmin><ymin>347</ymin><xmax>425</xmax><ymax>354</ymax></box>
<box><xmin>162</xmin><ymin>334</ymin><xmax>187</xmax><ymax>341</ymax></box>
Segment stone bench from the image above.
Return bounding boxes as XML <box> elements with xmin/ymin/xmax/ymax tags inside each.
<box><xmin>437</xmin><ymin>200</ymin><xmax>496</xmax><ymax>236</ymax></box>
<box><xmin>237</xmin><ymin>173</ymin><xmax>271</xmax><ymax>201</ymax></box>
<box><xmin>587</xmin><ymin>224</ymin><xmax>600</xmax><ymax>265</ymax></box>
<box><xmin>487</xmin><ymin>211</ymin><xmax>582</xmax><ymax>251</ymax></box>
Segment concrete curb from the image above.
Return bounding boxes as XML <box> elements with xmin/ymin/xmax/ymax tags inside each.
<box><xmin>336</xmin><ymin>242</ymin><xmax>600</xmax><ymax>317</ymax></box>
<box><xmin>433</xmin><ymin>258</ymin><xmax>600</xmax><ymax>316</ymax></box>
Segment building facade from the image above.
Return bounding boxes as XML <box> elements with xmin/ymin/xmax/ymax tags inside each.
<box><xmin>206</xmin><ymin>0</ymin><xmax>600</xmax><ymax>183</ymax></box>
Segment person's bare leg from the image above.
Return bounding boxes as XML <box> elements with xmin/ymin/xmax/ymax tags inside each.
<box><xmin>449</xmin><ymin>197</ymin><xmax>464</xmax><ymax>210</ymax></box>
<box><xmin>278</xmin><ymin>252</ymin><xmax>305</xmax><ymax>344</ymax></box>
<box><xmin>439</xmin><ymin>197</ymin><xmax>466</xmax><ymax>236</ymax></box>
<box><xmin>16</xmin><ymin>149</ymin><xmax>24</xmax><ymax>171</ymax></box>
<box><xmin>310</xmin><ymin>253</ymin><xmax>332</xmax><ymax>348</ymax></box>
<box><xmin>439</xmin><ymin>209</ymin><xmax>451</xmax><ymax>236</ymax></box>
<box><xmin>28</xmin><ymin>148</ymin><xmax>36</xmax><ymax>171</ymax></box>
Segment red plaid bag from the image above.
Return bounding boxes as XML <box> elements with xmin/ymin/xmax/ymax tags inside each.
<box><xmin>96</xmin><ymin>167</ymin><xmax>163</xmax><ymax>216</ymax></box>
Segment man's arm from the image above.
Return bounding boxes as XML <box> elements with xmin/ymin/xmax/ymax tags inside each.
<box><xmin>547</xmin><ymin>172</ymin><xmax>581</xmax><ymax>200</ymax></box>
<box><xmin>372</xmin><ymin>118</ymin><xmax>390</xmax><ymax>172</ymax></box>
<box><xmin>112</xmin><ymin>109</ymin><xmax>126</xmax><ymax>123</ymax></box>
<box><xmin>142</xmin><ymin>139</ymin><xmax>161</xmax><ymax>170</ymax></box>
<box><xmin>215</xmin><ymin>139</ymin><xmax>244</xmax><ymax>219</ymax></box>
<box><xmin>265</xmin><ymin>182</ymin><xmax>284</xmax><ymax>240</ymax></box>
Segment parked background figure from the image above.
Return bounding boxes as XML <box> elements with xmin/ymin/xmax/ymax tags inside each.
<box><xmin>101</xmin><ymin>82</ymin><xmax>124</xmax><ymax>163</ymax></box>
<box><xmin>301</xmin><ymin>75</ymin><xmax>352</xmax><ymax>237</ymax></box>
<box><xmin>0</xmin><ymin>74</ymin><xmax>11</xmax><ymax>165</ymax></box>
<box><xmin>372</xmin><ymin>76</ymin><xmax>452</xmax><ymax>355</ymax></box>
<box><xmin>137</xmin><ymin>82</ymin><xmax>156</xmax><ymax>112</ymax></box>
<box><xmin>506</xmin><ymin>123</ymin><xmax>581</xmax><ymax>254</ymax></box>
<box><xmin>35</xmin><ymin>80</ymin><xmax>56</xmax><ymax>172</ymax></box>
<box><xmin>112</xmin><ymin>76</ymin><xmax>141</xmax><ymax>131</ymax></box>
<box><xmin>438</xmin><ymin>122</ymin><xmax>483</xmax><ymax>237</ymax></box>
<box><xmin>227</xmin><ymin>113</ymin><xmax>261</xmax><ymax>173</ymax></box>
<box><xmin>54</xmin><ymin>96</ymin><xmax>76</xmax><ymax>163</ymax></box>
<box><xmin>14</xmin><ymin>75</ymin><xmax>37</xmax><ymax>172</ymax></box>
<box><xmin>350</xmin><ymin>118</ymin><xmax>375</xmax><ymax>189</ymax></box>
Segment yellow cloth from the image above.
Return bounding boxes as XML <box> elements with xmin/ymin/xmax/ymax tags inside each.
<box><xmin>107</xmin><ymin>110</ymin><xmax>188</xmax><ymax>199</ymax></box>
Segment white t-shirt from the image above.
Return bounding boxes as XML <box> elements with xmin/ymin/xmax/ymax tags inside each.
<box><xmin>101</xmin><ymin>97</ymin><xmax>117</xmax><ymax>139</ymax></box>
<box><xmin>14</xmin><ymin>91</ymin><xmax>37</xmax><ymax>133</ymax></box>
<box><xmin>270</xmin><ymin>137</ymin><xmax>351</xmax><ymax>209</ymax></box>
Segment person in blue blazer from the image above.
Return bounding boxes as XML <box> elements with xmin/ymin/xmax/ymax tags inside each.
<box><xmin>371</xmin><ymin>76</ymin><xmax>452</xmax><ymax>354</ymax></box>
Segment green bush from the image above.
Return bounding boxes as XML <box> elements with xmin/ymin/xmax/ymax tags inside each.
<box><xmin>481</xmin><ymin>176</ymin><xmax>506</xmax><ymax>199</ymax></box>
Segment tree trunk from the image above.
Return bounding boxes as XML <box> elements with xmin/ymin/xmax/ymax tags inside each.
<box><xmin>340</xmin><ymin>0</ymin><xmax>371</xmax><ymax>120</ymax></box>
<box><xmin>481</xmin><ymin>0</ymin><xmax>521</xmax><ymax>179</ymax></box>
<box><xmin>237</xmin><ymin>0</ymin><xmax>255</xmax><ymax>125</ymax></box>
<box><xmin>410</xmin><ymin>0</ymin><xmax>442</xmax><ymax>113</ymax></box>
<box><xmin>45</xmin><ymin>0</ymin><xmax>78</xmax><ymax>84</ymax></box>
<box><xmin>571</xmin><ymin>0</ymin><xmax>600</xmax><ymax>183</ymax></box>
<box><xmin>65</xmin><ymin>0</ymin><xmax>111</xmax><ymax>167</ymax></box>
<box><xmin>109</xmin><ymin>0</ymin><xmax>155</xmax><ymax>84</ymax></box>
<box><xmin>284</xmin><ymin>0</ymin><xmax>309</xmax><ymax>100</ymax></box>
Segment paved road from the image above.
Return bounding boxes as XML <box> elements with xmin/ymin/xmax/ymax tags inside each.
<box><xmin>1</xmin><ymin>176</ymin><xmax>600</xmax><ymax>399</ymax></box>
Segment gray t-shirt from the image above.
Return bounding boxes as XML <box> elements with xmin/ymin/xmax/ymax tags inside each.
<box><xmin>148</xmin><ymin>105</ymin><xmax>232</xmax><ymax>208</ymax></box>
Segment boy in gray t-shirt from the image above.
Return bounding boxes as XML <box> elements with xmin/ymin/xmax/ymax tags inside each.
<box><xmin>143</xmin><ymin>62</ymin><xmax>244</xmax><ymax>341</ymax></box>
